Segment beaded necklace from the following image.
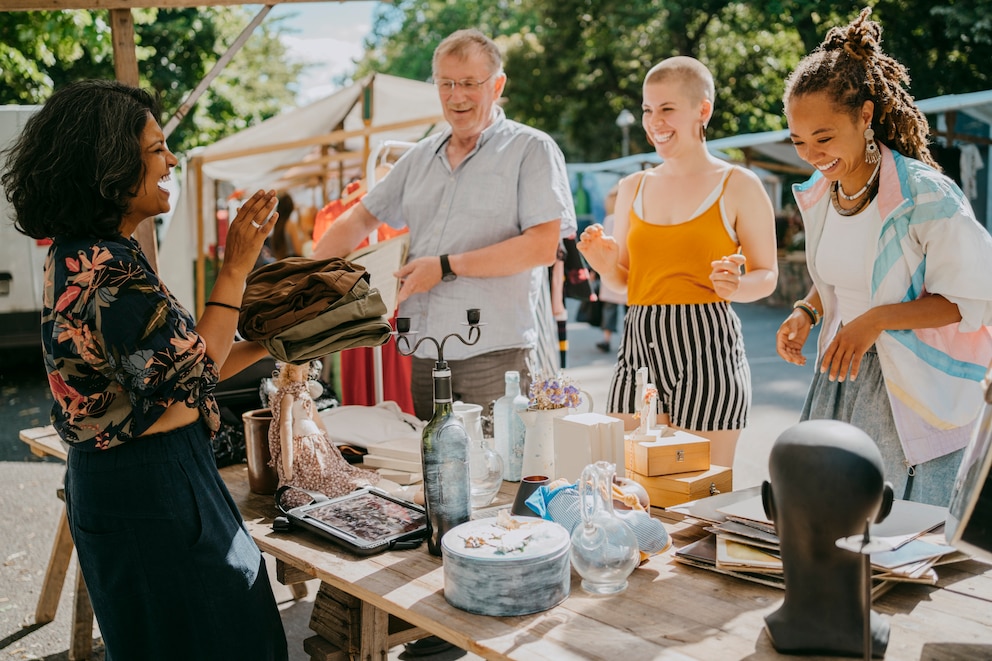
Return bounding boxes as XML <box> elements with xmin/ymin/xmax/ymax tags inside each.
<box><xmin>836</xmin><ymin>159</ymin><xmax>881</xmax><ymax>201</ymax></box>
<box><xmin>830</xmin><ymin>174</ymin><xmax>879</xmax><ymax>216</ymax></box>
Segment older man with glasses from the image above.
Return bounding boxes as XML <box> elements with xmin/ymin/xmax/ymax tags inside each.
<box><xmin>314</xmin><ymin>28</ymin><xmax>576</xmax><ymax>422</ymax></box>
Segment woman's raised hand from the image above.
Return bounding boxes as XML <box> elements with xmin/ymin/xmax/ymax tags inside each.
<box><xmin>710</xmin><ymin>253</ymin><xmax>747</xmax><ymax>300</ymax></box>
<box><xmin>577</xmin><ymin>223</ymin><xmax>619</xmax><ymax>273</ymax></box>
<box><xmin>223</xmin><ymin>189</ymin><xmax>279</xmax><ymax>277</ymax></box>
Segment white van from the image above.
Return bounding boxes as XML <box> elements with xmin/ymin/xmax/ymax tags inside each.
<box><xmin>0</xmin><ymin>105</ymin><xmax>45</xmax><ymax>350</ymax></box>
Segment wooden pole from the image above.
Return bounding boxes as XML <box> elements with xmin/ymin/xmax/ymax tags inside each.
<box><xmin>110</xmin><ymin>8</ymin><xmax>160</xmax><ymax>272</ymax></box>
<box><xmin>193</xmin><ymin>156</ymin><xmax>206</xmax><ymax>317</ymax></box>
<box><xmin>162</xmin><ymin>5</ymin><xmax>274</xmax><ymax>139</ymax></box>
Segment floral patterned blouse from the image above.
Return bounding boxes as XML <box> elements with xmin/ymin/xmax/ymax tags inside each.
<box><xmin>42</xmin><ymin>235</ymin><xmax>220</xmax><ymax>450</ymax></box>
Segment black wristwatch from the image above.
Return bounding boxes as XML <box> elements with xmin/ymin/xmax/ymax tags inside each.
<box><xmin>439</xmin><ymin>254</ymin><xmax>457</xmax><ymax>282</ymax></box>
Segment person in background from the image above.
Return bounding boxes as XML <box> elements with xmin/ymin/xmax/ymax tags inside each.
<box><xmin>596</xmin><ymin>184</ymin><xmax>626</xmax><ymax>353</ymax></box>
<box><xmin>1</xmin><ymin>80</ymin><xmax>287</xmax><ymax>660</ymax></box>
<box><xmin>269</xmin><ymin>191</ymin><xmax>305</xmax><ymax>260</ymax></box>
<box><xmin>775</xmin><ymin>8</ymin><xmax>992</xmax><ymax>507</ymax></box>
<box><xmin>312</xmin><ymin>28</ymin><xmax>576</xmax><ymax>421</ymax></box>
<box><xmin>551</xmin><ymin>243</ymin><xmax>569</xmax><ymax>366</ymax></box>
<box><xmin>579</xmin><ymin>56</ymin><xmax>778</xmax><ymax>470</ymax></box>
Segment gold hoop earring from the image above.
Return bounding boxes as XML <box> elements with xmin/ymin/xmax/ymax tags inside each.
<box><xmin>864</xmin><ymin>127</ymin><xmax>880</xmax><ymax>164</ymax></box>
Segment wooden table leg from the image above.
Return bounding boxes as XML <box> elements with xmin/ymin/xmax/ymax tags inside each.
<box><xmin>68</xmin><ymin>568</ymin><xmax>94</xmax><ymax>661</ymax></box>
<box><xmin>35</xmin><ymin>506</ymin><xmax>74</xmax><ymax>624</ymax></box>
<box><xmin>275</xmin><ymin>559</ymin><xmax>310</xmax><ymax>601</ymax></box>
<box><xmin>307</xmin><ymin>582</ymin><xmax>427</xmax><ymax>661</ymax></box>
<box><xmin>357</xmin><ymin>600</ymin><xmax>389</xmax><ymax>660</ymax></box>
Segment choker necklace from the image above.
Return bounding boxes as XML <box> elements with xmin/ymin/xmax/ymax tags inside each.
<box><xmin>830</xmin><ymin>174</ymin><xmax>879</xmax><ymax>216</ymax></box>
<box><xmin>837</xmin><ymin>160</ymin><xmax>881</xmax><ymax>201</ymax></box>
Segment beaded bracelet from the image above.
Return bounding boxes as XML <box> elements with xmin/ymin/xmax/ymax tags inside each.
<box><xmin>792</xmin><ymin>299</ymin><xmax>821</xmax><ymax>326</ymax></box>
<box><xmin>205</xmin><ymin>301</ymin><xmax>241</xmax><ymax>312</ymax></box>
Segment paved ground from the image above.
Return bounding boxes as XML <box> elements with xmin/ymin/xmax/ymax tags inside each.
<box><xmin>0</xmin><ymin>302</ymin><xmax>816</xmax><ymax>661</ymax></box>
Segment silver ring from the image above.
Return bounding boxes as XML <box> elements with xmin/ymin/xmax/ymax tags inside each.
<box><xmin>250</xmin><ymin>220</ymin><xmax>263</xmax><ymax>230</ymax></box>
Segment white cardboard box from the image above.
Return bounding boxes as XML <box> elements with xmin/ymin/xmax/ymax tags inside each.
<box><xmin>553</xmin><ymin>412</ymin><xmax>625</xmax><ymax>482</ymax></box>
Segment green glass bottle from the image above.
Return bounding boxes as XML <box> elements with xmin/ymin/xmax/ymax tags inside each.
<box><xmin>421</xmin><ymin>360</ymin><xmax>471</xmax><ymax>556</ymax></box>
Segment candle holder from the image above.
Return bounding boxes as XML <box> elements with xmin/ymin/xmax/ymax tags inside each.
<box><xmin>393</xmin><ymin>308</ymin><xmax>484</xmax><ymax>365</ymax></box>
<box><xmin>392</xmin><ymin>309</ymin><xmax>485</xmax><ymax>556</ymax></box>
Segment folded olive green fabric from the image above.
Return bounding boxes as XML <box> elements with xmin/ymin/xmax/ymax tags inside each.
<box><xmin>239</xmin><ymin>257</ymin><xmax>391</xmax><ymax>364</ymax></box>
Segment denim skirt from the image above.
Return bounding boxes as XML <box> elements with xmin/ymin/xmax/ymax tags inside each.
<box><xmin>801</xmin><ymin>349</ymin><xmax>964</xmax><ymax>507</ymax></box>
<box><xmin>65</xmin><ymin>422</ymin><xmax>287</xmax><ymax>661</ymax></box>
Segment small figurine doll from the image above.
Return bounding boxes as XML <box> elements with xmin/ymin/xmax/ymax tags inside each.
<box><xmin>268</xmin><ymin>360</ymin><xmax>379</xmax><ymax>508</ymax></box>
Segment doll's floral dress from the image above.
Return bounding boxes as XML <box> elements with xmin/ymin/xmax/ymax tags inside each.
<box><xmin>268</xmin><ymin>380</ymin><xmax>379</xmax><ymax>508</ymax></box>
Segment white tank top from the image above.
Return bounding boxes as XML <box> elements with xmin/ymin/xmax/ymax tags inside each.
<box><xmin>815</xmin><ymin>199</ymin><xmax>884</xmax><ymax>325</ymax></box>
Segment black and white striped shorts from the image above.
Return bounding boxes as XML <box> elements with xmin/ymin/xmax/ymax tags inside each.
<box><xmin>607</xmin><ymin>302</ymin><xmax>750</xmax><ymax>431</ymax></box>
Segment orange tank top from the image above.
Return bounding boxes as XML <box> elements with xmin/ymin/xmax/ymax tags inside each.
<box><xmin>626</xmin><ymin>169</ymin><xmax>739</xmax><ymax>306</ymax></box>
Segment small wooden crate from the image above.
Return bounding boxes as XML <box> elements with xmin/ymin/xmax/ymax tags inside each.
<box><xmin>624</xmin><ymin>430</ymin><xmax>710</xmax><ymax>476</ymax></box>
<box><xmin>627</xmin><ymin>465</ymin><xmax>732</xmax><ymax>508</ymax></box>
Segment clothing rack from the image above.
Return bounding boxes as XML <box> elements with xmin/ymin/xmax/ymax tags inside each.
<box><xmin>932</xmin><ymin>111</ymin><xmax>992</xmax><ymax>146</ymax></box>
<box><xmin>366</xmin><ymin>140</ymin><xmax>416</xmax><ymax>405</ymax></box>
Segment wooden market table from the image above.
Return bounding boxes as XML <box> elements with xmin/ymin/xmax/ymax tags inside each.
<box><xmin>219</xmin><ymin>462</ymin><xmax>992</xmax><ymax>661</ymax></box>
<box><xmin>20</xmin><ymin>424</ymin><xmax>992</xmax><ymax>660</ymax></box>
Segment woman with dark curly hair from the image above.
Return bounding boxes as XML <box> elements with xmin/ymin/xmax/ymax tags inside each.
<box><xmin>776</xmin><ymin>8</ymin><xmax>992</xmax><ymax>507</ymax></box>
<box><xmin>1</xmin><ymin>79</ymin><xmax>288</xmax><ymax>659</ymax></box>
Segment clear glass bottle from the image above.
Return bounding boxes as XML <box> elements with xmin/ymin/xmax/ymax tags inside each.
<box><xmin>469</xmin><ymin>438</ymin><xmax>504</xmax><ymax>508</ymax></box>
<box><xmin>421</xmin><ymin>361</ymin><xmax>471</xmax><ymax>556</ymax></box>
<box><xmin>570</xmin><ymin>461</ymin><xmax>639</xmax><ymax>594</ymax></box>
<box><xmin>493</xmin><ymin>370</ymin><xmax>529</xmax><ymax>481</ymax></box>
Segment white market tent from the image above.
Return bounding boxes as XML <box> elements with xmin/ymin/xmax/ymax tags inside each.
<box><xmin>161</xmin><ymin>72</ymin><xmax>447</xmax><ymax>312</ymax></box>
<box><xmin>567</xmin><ymin>89</ymin><xmax>992</xmax><ymax>228</ymax></box>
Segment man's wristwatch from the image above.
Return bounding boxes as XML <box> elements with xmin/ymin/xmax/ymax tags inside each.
<box><xmin>440</xmin><ymin>254</ymin><xmax>457</xmax><ymax>282</ymax></box>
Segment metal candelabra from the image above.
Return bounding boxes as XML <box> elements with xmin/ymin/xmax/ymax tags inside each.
<box><xmin>393</xmin><ymin>308</ymin><xmax>484</xmax><ymax>364</ymax></box>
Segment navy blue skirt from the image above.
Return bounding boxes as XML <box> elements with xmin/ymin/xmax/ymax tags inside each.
<box><xmin>65</xmin><ymin>422</ymin><xmax>287</xmax><ymax>661</ymax></box>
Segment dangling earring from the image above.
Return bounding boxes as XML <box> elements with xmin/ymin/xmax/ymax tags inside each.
<box><xmin>700</xmin><ymin>122</ymin><xmax>708</xmax><ymax>142</ymax></box>
<box><xmin>864</xmin><ymin>127</ymin><xmax>880</xmax><ymax>164</ymax></box>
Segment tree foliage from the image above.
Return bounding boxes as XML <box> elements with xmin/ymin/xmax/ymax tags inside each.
<box><xmin>349</xmin><ymin>0</ymin><xmax>991</xmax><ymax>163</ymax></box>
<box><xmin>2</xmin><ymin>2</ymin><xmax>988</xmax><ymax>165</ymax></box>
<box><xmin>0</xmin><ymin>8</ymin><xmax>302</xmax><ymax>157</ymax></box>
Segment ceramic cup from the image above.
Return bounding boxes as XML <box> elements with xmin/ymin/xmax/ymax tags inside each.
<box><xmin>242</xmin><ymin>408</ymin><xmax>279</xmax><ymax>495</ymax></box>
<box><xmin>511</xmin><ymin>474</ymin><xmax>551</xmax><ymax>517</ymax></box>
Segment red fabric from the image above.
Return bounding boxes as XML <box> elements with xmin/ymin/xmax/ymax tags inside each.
<box><xmin>314</xmin><ymin>183</ymin><xmax>413</xmax><ymax>413</ymax></box>
<box><xmin>340</xmin><ymin>339</ymin><xmax>415</xmax><ymax>415</ymax></box>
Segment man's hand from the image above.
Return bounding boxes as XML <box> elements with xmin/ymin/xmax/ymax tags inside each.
<box><xmin>394</xmin><ymin>256</ymin><xmax>444</xmax><ymax>304</ymax></box>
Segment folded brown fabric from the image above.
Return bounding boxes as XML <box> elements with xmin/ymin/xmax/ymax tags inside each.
<box><xmin>240</xmin><ymin>257</ymin><xmax>367</xmax><ymax>340</ymax></box>
<box><xmin>238</xmin><ymin>257</ymin><xmax>392</xmax><ymax>363</ymax></box>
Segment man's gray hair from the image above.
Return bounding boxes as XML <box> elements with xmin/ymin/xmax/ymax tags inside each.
<box><xmin>432</xmin><ymin>29</ymin><xmax>503</xmax><ymax>78</ymax></box>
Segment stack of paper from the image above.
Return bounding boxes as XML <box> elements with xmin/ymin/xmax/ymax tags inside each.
<box><xmin>360</xmin><ymin>438</ymin><xmax>422</xmax><ymax>485</ymax></box>
<box><xmin>673</xmin><ymin>492</ymin><xmax>964</xmax><ymax>593</ymax></box>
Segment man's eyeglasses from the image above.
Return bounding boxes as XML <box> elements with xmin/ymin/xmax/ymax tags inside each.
<box><xmin>433</xmin><ymin>73</ymin><xmax>497</xmax><ymax>93</ymax></box>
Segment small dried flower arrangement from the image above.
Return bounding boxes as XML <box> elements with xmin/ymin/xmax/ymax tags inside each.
<box><xmin>528</xmin><ymin>372</ymin><xmax>583</xmax><ymax>410</ymax></box>
<box><xmin>634</xmin><ymin>385</ymin><xmax>659</xmax><ymax>420</ymax></box>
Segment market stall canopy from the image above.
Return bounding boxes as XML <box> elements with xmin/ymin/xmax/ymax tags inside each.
<box><xmin>199</xmin><ymin>72</ymin><xmax>446</xmax><ymax>189</ymax></box>
<box><xmin>570</xmin><ymin>88</ymin><xmax>992</xmax><ymax>177</ymax></box>
<box><xmin>566</xmin><ymin>89</ymin><xmax>992</xmax><ymax>226</ymax></box>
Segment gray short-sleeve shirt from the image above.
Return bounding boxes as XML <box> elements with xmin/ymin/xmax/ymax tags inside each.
<box><xmin>362</xmin><ymin>107</ymin><xmax>576</xmax><ymax>359</ymax></box>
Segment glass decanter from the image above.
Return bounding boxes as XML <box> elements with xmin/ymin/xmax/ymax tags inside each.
<box><xmin>469</xmin><ymin>437</ymin><xmax>504</xmax><ymax>508</ymax></box>
<box><xmin>569</xmin><ymin>461</ymin><xmax>639</xmax><ymax>594</ymax></box>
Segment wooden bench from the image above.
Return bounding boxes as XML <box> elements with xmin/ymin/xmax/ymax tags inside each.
<box><xmin>18</xmin><ymin>426</ymin><xmax>93</xmax><ymax>661</ymax></box>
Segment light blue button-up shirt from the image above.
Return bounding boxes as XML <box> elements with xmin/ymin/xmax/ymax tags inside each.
<box><xmin>363</xmin><ymin>107</ymin><xmax>576</xmax><ymax>359</ymax></box>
